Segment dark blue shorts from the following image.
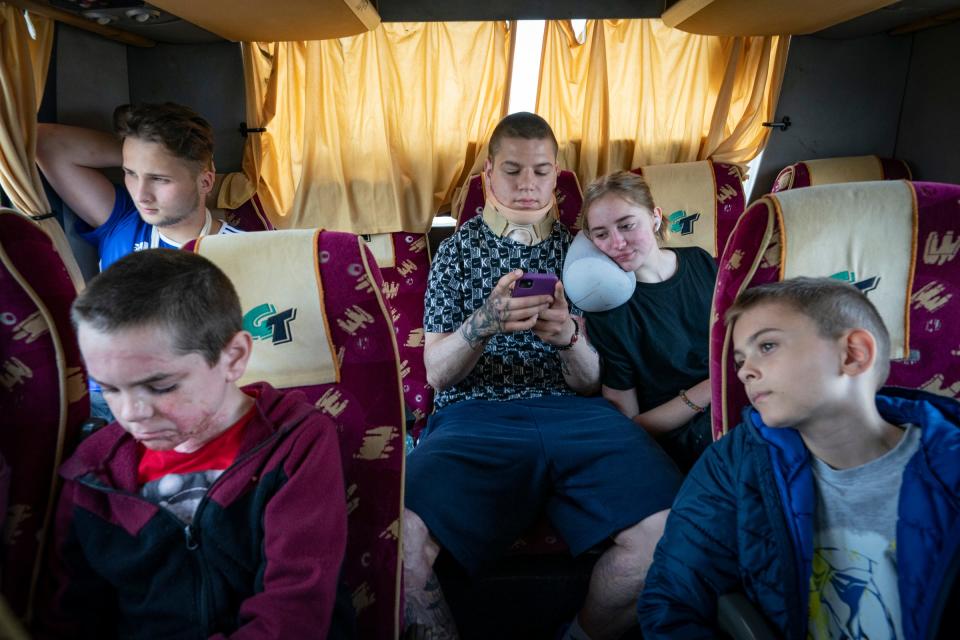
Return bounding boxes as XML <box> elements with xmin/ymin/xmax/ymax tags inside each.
<box><xmin>405</xmin><ymin>395</ymin><xmax>683</xmax><ymax>573</ymax></box>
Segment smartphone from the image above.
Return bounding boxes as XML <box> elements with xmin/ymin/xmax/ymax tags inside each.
<box><xmin>512</xmin><ymin>272</ymin><xmax>559</xmax><ymax>297</ymax></box>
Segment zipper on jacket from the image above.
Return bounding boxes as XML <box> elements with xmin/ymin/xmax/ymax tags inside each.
<box><xmin>184</xmin><ymin>524</ymin><xmax>198</xmax><ymax>551</ymax></box>
<box><xmin>187</xmin><ymin>422</ymin><xmax>291</xmax><ymax>529</ymax></box>
<box><xmin>77</xmin><ymin>415</ymin><xmax>297</xmax><ymax>540</ymax></box>
<box><xmin>73</xmin><ymin>410</ymin><xmax>308</xmax><ymax>634</ymax></box>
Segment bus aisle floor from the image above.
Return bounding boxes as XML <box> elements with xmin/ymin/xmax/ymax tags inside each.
<box><xmin>434</xmin><ymin>548</ymin><xmax>645</xmax><ymax>639</ymax></box>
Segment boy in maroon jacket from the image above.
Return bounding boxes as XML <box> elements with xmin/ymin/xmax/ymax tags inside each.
<box><xmin>36</xmin><ymin>249</ymin><xmax>351</xmax><ymax>639</ymax></box>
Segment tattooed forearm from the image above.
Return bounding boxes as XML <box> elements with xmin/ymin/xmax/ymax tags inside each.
<box><xmin>460</xmin><ymin>294</ymin><xmax>510</xmax><ymax>347</ymax></box>
<box><xmin>459</xmin><ymin>319</ymin><xmax>486</xmax><ymax>349</ymax></box>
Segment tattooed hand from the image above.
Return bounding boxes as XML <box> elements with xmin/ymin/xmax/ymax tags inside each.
<box><xmin>533</xmin><ymin>280</ymin><xmax>577</xmax><ymax>347</ymax></box>
<box><xmin>459</xmin><ymin>270</ymin><xmax>552</xmax><ymax>348</ymax></box>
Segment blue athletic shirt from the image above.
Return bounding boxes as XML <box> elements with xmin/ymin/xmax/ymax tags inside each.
<box><xmin>78</xmin><ymin>184</ymin><xmax>241</xmax><ymax>272</ymax></box>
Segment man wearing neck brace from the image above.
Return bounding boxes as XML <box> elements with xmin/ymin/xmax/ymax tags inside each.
<box><xmin>403</xmin><ymin>113</ymin><xmax>683</xmax><ymax>640</ymax></box>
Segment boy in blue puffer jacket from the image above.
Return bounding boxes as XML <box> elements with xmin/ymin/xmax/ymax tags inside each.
<box><xmin>638</xmin><ymin>277</ymin><xmax>960</xmax><ymax>640</ymax></box>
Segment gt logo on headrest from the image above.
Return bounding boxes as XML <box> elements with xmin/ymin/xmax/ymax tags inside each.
<box><xmin>244</xmin><ymin>303</ymin><xmax>297</xmax><ymax>345</ymax></box>
<box><xmin>668</xmin><ymin>210</ymin><xmax>701</xmax><ymax>236</ymax></box>
<box><xmin>830</xmin><ymin>271</ymin><xmax>880</xmax><ymax>294</ymax></box>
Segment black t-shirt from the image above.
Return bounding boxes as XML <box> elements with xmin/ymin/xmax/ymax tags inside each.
<box><xmin>585</xmin><ymin>246</ymin><xmax>716</xmax><ymax>413</ymax></box>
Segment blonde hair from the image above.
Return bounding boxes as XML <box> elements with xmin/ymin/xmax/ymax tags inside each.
<box><xmin>582</xmin><ymin>171</ymin><xmax>667</xmax><ymax>242</ymax></box>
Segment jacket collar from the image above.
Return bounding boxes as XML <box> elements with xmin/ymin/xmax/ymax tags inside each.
<box><xmin>60</xmin><ymin>382</ymin><xmax>315</xmax><ymax>491</ymax></box>
<box><xmin>744</xmin><ymin>386</ymin><xmax>960</xmax><ymax>458</ymax></box>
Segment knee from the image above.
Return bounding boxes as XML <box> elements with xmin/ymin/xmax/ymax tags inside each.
<box><xmin>612</xmin><ymin>508</ymin><xmax>670</xmax><ymax>568</ymax></box>
<box><xmin>403</xmin><ymin>508</ymin><xmax>441</xmax><ymax>572</ymax></box>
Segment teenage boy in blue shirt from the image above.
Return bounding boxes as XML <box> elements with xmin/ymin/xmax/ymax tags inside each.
<box><xmin>36</xmin><ymin>103</ymin><xmax>240</xmax><ymax>271</ymax></box>
<box><xmin>638</xmin><ymin>277</ymin><xmax>960</xmax><ymax>639</ymax></box>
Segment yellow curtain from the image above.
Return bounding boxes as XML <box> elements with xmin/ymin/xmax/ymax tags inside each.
<box><xmin>222</xmin><ymin>22</ymin><xmax>513</xmax><ymax>234</ymax></box>
<box><xmin>25</xmin><ymin>9</ymin><xmax>53</xmax><ymax>102</ymax></box>
<box><xmin>537</xmin><ymin>20</ymin><xmax>789</xmax><ymax>185</ymax></box>
<box><xmin>0</xmin><ymin>2</ymin><xmax>52</xmax><ymax>215</ymax></box>
<box><xmin>1</xmin><ymin>4</ymin><xmax>85</xmax><ymax>290</ymax></box>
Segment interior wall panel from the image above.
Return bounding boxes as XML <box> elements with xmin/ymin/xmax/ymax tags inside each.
<box><xmin>895</xmin><ymin>20</ymin><xmax>960</xmax><ymax>183</ymax></box>
<box><xmin>127</xmin><ymin>42</ymin><xmax>246</xmax><ymax>173</ymax></box>
<box><xmin>752</xmin><ymin>33</ymin><xmax>911</xmax><ymax>197</ymax></box>
<box><xmin>54</xmin><ymin>24</ymin><xmax>130</xmax><ymax>280</ymax></box>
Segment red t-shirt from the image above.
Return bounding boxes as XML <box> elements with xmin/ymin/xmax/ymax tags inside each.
<box><xmin>137</xmin><ymin>401</ymin><xmax>256</xmax><ymax>523</ymax></box>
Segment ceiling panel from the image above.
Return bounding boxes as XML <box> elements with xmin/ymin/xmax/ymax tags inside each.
<box><xmin>374</xmin><ymin>0</ymin><xmax>662</xmax><ymax>22</ymax></box>
<box><xmin>816</xmin><ymin>0</ymin><xmax>960</xmax><ymax>37</ymax></box>
<box><xmin>662</xmin><ymin>0</ymin><xmax>900</xmax><ymax>35</ymax></box>
<box><xmin>149</xmin><ymin>0</ymin><xmax>380</xmax><ymax>42</ymax></box>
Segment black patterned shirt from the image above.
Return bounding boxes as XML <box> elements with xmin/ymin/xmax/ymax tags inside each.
<box><xmin>424</xmin><ymin>215</ymin><xmax>580</xmax><ymax>409</ymax></box>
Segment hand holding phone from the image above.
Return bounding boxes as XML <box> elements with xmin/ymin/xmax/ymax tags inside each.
<box><xmin>512</xmin><ymin>272</ymin><xmax>559</xmax><ymax>298</ymax></box>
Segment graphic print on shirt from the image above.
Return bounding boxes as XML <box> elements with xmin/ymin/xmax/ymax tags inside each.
<box><xmin>140</xmin><ymin>469</ymin><xmax>225</xmax><ymax>524</ymax></box>
<box><xmin>808</xmin><ymin>533</ymin><xmax>902</xmax><ymax>640</ymax></box>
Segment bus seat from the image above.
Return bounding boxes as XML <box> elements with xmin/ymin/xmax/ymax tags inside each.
<box><xmin>453</xmin><ymin>170</ymin><xmax>583</xmax><ymax>231</ymax></box>
<box><xmin>711</xmin><ymin>180</ymin><xmax>960</xmax><ymax>439</ymax></box>
<box><xmin>361</xmin><ymin>232</ymin><xmax>434</xmax><ymax>438</ymax></box>
<box><xmin>217</xmin><ymin>193</ymin><xmax>275</xmax><ymax>232</ymax></box>
<box><xmin>0</xmin><ymin>209</ymin><xmax>87</xmax><ymax>620</ymax></box>
<box><xmin>631</xmin><ymin>159</ymin><xmax>746</xmax><ymax>258</ymax></box>
<box><xmin>771</xmin><ymin>155</ymin><xmax>912</xmax><ymax>193</ymax></box>
<box><xmin>188</xmin><ymin>229</ymin><xmax>404</xmax><ymax>640</ymax></box>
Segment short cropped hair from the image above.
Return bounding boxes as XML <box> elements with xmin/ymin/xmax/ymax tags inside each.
<box><xmin>72</xmin><ymin>249</ymin><xmax>242</xmax><ymax>367</ymax></box>
<box><xmin>725</xmin><ymin>277</ymin><xmax>891</xmax><ymax>388</ymax></box>
<box><xmin>114</xmin><ymin>103</ymin><xmax>214</xmax><ymax>173</ymax></box>
<box><xmin>582</xmin><ymin>171</ymin><xmax>668</xmax><ymax>243</ymax></box>
<box><xmin>488</xmin><ymin>112</ymin><xmax>558</xmax><ymax>159</ymax></box>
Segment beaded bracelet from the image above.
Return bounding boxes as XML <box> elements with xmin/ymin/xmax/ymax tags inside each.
<box><xmin>679</xmin><ymin>389</ymin><xmax>705</xmax><ymax>414</ymax></box>
<box><xmin>556</xmin><ymin>317</ymin><xmax>580</xmax><ymax>351</ymax></box>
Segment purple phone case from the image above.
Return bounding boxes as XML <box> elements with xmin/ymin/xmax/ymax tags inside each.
<box><xmin>512</xmin><ymin>272</ymin><xmax>558</xmax><ymax>297</ymax></box>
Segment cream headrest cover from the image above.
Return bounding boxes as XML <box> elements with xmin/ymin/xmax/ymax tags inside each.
<box><xmin>640</xmin><ymin>160</ymin><xmax>720</xmax><ymax>256</ymax></box>
<box><xmin>562</xmin><ymin>232</ymin><xmax>636</xmax><ymax>312</ymax></box>
<box><xmin>805</xmin><ymin>155</ymin><xmax>883</xmax><ymax>186</ymax></box>
<box><xmin>361</xmin><ymin>233</ymin><xmax>396</xmax><ymax>268</ymax></box>
<box><xmin>773</xmin><ymin>180</ymin><xmax>917</xmax><ymax>359</ymax></box>
<box><xmin>193</xmin><ymin>229</ymin><xmax>340</xmax><ymax>388</ymax></box>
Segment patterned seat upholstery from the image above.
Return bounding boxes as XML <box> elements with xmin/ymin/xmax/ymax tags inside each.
<box><xmin>188</xmin><ymin>229</ymin><xmax>404</xmax><ymax>640</ymax></box>
<box><xmin>453</xmin><ymin>170</ymin><xmax>583</xmax><ymax>231</ymax></box>
<box><xmin>711</xmin><ymin>181</ymin><xmax>960</xmax><ymax>439</ymax></box>
<box><xmin>771</xmin><ymin>155</ymin><xmax>912</xmax><ymax>193</ymax></box>
<box><xmin>631</xmin><ymin>159</ymin><xmax>746</xmax><ymax>258</ymax></box>
<box><xmin>361</xmin><ymin>232</ymin><xmax>433</xmax><ymax>437</ymax></box>
<box><xmin>0</xmin><ymin>209</ymin><xmax>87</xmax><ymax>620</ymax></box>
<box><xmin>217</xmin><ymin>193</ymin><xmax>274</xmax><ymax>232</ymax></box>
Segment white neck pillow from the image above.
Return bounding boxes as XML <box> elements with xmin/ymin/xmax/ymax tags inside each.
<box><xmin>562</xmin><ymin>232</ymin><xmax>635</xmax><ymax>312</ymax></box>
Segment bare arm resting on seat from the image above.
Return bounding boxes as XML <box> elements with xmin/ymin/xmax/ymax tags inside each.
<box><xmin>604</xmin><ymin>378</ymin><xmax>711</xmax><ymax>435</ymax></box>
<box><xmin>35</xmin><ymin>123</ymin><xmax>121</xmax><ymax>229</ymax></box>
